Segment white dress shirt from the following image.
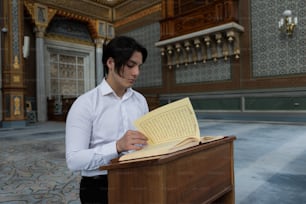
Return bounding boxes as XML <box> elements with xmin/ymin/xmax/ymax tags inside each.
<box><xmin>65</xmin><ymin>78</ymin><xmax>149</xmax><ymax>176</ymax></box>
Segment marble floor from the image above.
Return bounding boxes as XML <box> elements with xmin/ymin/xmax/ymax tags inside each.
<box><xmin>199</xmin><ymin>120</ymin><xmax>306</xmax><ymax>204</ymax></box>
<box><xmin>0</xmin><ymin>122</ymin><xmax>80</xmax><ymax>204</ymax></box>
<box><xmin>0</xmin><ymin>120</ymin><xmax>306</xmax><ymax>204</ymax></box>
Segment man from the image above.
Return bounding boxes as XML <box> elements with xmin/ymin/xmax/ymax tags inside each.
<box><xmin>65</xmin><ymin>36</ymin><xmax>149</xmax><ymax>204</ymax></box>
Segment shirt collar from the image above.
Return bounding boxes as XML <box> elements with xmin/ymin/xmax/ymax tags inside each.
<box><xmin>100</xmin><ymin>78</ymin><xmax>134</xmax><ymax>99</ymax></box>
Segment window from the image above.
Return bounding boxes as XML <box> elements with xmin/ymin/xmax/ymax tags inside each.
<box><xmin>49</xmin><ymin>53</ymin><xmax>85</xmax><ymax>98</ymax></box>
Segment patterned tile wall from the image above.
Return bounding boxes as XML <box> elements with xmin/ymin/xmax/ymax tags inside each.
<box><xmin>123</xmin><ymin>23</ymin><xmax>162</xmax><ymax>88</ymax></box>
<box><xmin>251</xmin><ymin>0</ymin><xmax>306</xmax><ymax>77</ymax></box>
<box><xmin>175</xmin><ymin>60</ymin><xmax>231</xmax><ymax>83</ymax></box>
<box><xmin>12</xmin><ymin>0</ymin><xmax>20</xmax><ymax>59</ymax></box>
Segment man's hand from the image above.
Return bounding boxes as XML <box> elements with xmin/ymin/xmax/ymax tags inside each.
<box><xmin>116</xmin><ymin>130</ymin><xmax>148</xmax><ymax>153</ymax></box>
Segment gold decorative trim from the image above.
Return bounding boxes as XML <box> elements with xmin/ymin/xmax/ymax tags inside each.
<box><xmin>30</xmin><ymin>0</ymin><xmax>112</xmax><ymax>21</ymax></box>
<box><xmin>13</xmin><ymin>56</ymin><xmax>20</xmax><ymax>69</ymax></box>
<box><xmin>13</xmin><ymin>96</ymin><xmax>22</xmax><ymax>116</ymax></box>
<box><xmin>34</xmin><ymin>3</ymin><xmax>48</xmax><ymax>27</ymax></box>
<box><xmin>13</xmin><ymin>75</ymin><xmax>21</xmax><ymax>83</ymax></box>
<box><xmin>45</xmin><ymin>34</ymin><xmax>95</xmax><ymax>46</ymax></box>
<box><xmin>24</xmin><ymin>0</ymin><xmax>115</xmax><ymax>41</ymax></box>
<box><xmin>56</xmin><ymin>10</ymin><xmax>91</xmax><ymax>22</ymax></box>
<box><xmin>34</xmin><ymin>25</ymin><xmax>46</xmax><ymax>38</ymax></box>
<box><xmin>47</xmin><ymin>8</ymin><xmax>57</xmax><ymax>24</ymax></box>
<box><xmin>25</xmin><ymin>1</ymin><xmax>56</xmax><ymax>37</ymax></box>
<box><xmin>24</xmin><ymin>1</ymin><xmax>35</xmax><ymax>22</ymax></box>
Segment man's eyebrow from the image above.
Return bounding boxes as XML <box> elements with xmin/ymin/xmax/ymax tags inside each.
<box><xmin>127</xmin><ymin>60</ymin><xmax>142</xmax><ymax>66</ymax></box>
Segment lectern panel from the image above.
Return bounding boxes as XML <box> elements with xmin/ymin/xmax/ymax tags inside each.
<box><xmin>165</xmin><ymin>143</ymin><xmax>232</xmax><ymax>203</ymax></box>
<box><xmin>108</xmin><ymin>165</ymin><xmax>166</xmax><ymax>203</ymax></box>
<box><xmin>106</xmin><ymin>136</ymin><xmax>235</xmax><ymax>204</ymax></box>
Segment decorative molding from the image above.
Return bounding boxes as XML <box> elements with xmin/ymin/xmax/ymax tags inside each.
<box><xmin>35</xmin><ymin>26</ymin><xmax>46</xmax><ymax>38</ymax></box>
<box><xmin>24</xmin><ymin>2</ymin><xmax>57</xmax><ymax>27</ymax></box>
<box><xmin>24</xmin><ymin>1</ymin><xmax>35</xmax><ymax>22</ymax></box>
<box><xmin>34</xmin><ymin>3</ymin><xmax>48</xmax><ymax>27</ymax></box>
<box><xmin>24</xmin><ymin>1</ymin><xmax>116</xmax><ymax>43</ymax></box>
<box><xmin>3</xmin><ymin>92</ymin><xmax>25</xmax><ymax>120</ymax></box>
<box><xmin>13</xmin><ymin>96</ymin><xmax>22</xmax><ymax>116</ymax></box>
<box><xmin>56</xmin><ymin>10</ymin><xmax>91</xmax><ymax>22</ymax></box>
<box><xmin>94</xmin><ymin>38</ymin><xmax>105</xmax><ymax>48</ymax></box>
<box><xmin>96</xmin><ymin>20</ymin><xmax>107</xmax><ymax>37</ymax></box>
<box><xmin>45</xmin><ymin>34</ymin><xmax>94</xmax><ymax>46</ymax></box>
<box><xmin>28</xmin><ymin>0</ymin><xmax>112</xmax><ymax>21</ymax></box>
<box><xmin>24</xmin><ymin>1</ymin><xmax>112</xmax><ymax>41</ymax></box>
<box><xmin>13</xmin><ymin>75</ymin><xmax>21</xmax><ymax>83</ymax></box>
<box><xmin>155</xmin><ymin>22</ymin><xmax>244</xmax><ymax>69</ymax></box>
<box><xmin>13</xmin><ymin>56</ymin><xmax>20</xmax><ymax>69</ymax></box>
<box><xmin>89</xmin><ymin>20</ymin><xmax>114</xmax><ymax>40</ymax></box>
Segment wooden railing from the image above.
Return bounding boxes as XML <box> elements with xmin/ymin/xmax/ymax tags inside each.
<box><xmin>160</xmin><ymin>0</ymin><xmax>238</xmax><ymax>40</ymax></box>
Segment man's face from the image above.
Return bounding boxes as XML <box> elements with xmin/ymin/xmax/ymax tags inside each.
<box><xmin>113</xmin><ymin>51</ymin><xmax>143</xmax><ymax>89</ymax></box>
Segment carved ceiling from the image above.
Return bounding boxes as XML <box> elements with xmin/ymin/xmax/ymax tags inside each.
<box><xmin>24</xmin><ymin>0</ymin><xmax>161</xmax><ymax>41</ymax></box>
<box><xmin>28</xmin><ymin>0</ymin><xmax>161</xmax><ymax>23</ymax></box>
<box><xmin>80</xmin><ymin>0</ymin><xmax>162</xmax><ymax>33</ymax></box>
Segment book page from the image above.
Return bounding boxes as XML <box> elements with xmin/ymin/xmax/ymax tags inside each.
<box><xmin>120</xmin><ymin>139</ymin><xmax>182</xmax><ymax>161</ymax></box>
<box><xmin>119</xmin><ymin>137</ymin><xmax>200</xmax><ymax>162</ymax></box>
<box><xmin>134</xmin><ymin>97</ymin><xmax>200</xmax><ymax>145</ymax></box>
<box><xmin>200</xmin><ymin>136</ymin><xmax>225</xmax><ymax>143</ymax></box>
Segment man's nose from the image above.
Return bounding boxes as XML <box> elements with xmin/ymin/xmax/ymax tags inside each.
<box><xmin>132</xmin><ymin>66</ymin><xmax>140</xmax><ymax>76</ymax></box>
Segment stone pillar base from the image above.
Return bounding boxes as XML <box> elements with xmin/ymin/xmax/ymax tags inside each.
<box><xmin>1</xmin><ymin>120</ymin><xmax>27</xmax><ymax>128</ymax></box>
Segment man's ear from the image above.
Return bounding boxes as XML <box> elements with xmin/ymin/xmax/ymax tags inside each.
<box><xmin>106</xmin><ymin>58</ymin><xmax>114</xmax><ymax>70</ymax></box>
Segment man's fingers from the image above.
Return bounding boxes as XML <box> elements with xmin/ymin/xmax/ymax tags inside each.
<box><xmin>127</xmin><ymin>130</ymin><xmax>148</xmax><ymax>140</ymax></box>
<box><xmin>119</xmin><ymin>130</ymin><xmax>148</xmax><ymax>152</ymax></box>
<box><xmin>131</xmin><ymin>137</ymin><xmax>147</xmax><ymax>145</ymax></box>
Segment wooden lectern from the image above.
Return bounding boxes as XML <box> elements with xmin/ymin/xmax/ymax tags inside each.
<box><xmin>101</xmin><ymin>136</ymin><xmax>236</xmax><ymax>204</ymax></box>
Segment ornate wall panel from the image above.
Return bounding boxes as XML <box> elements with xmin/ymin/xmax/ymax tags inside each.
<box><xmin>160</xmin><ymin>0</ymin><xmax>238</xmax><ymax>40</ymax></box>
<box><xmin>251</xmin><ymin>0</ymin><xmax>306</xmax><ymax>77</ymax></box>
<box><xmin>32</xmin><ymin>0</ymin><xmax>112</xmax><ymax>21</ymax></box>
<box><xmin>1</xmin><ymin>0</ymin><xmax>27</xmax><ymax>125</ymax></box>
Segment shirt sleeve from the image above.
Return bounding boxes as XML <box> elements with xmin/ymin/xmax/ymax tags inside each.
<box><xmin>65</xmin><ymin>96</ymin><xmax>119</xmax><ymax>172</ymax></box>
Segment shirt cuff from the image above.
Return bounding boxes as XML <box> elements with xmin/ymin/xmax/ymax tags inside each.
<box><xmin>99</xmin><ymin>141</ymin><xmax>119</xmax><ymax>164</ymax></box>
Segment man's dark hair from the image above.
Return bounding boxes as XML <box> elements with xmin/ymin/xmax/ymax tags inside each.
<box><xmin>102</xmin><ymin>36</ymin><xmax>148</xmax><ymax>76</ymax></box>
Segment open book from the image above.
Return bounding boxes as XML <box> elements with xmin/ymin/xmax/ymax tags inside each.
<box><xmin>119</xmin><ymin>97</ymin><xmax>224</xmax><ymax>162</ymax></box>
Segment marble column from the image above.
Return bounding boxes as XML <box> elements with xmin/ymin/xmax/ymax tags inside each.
<box><xmin>95</xmin><ymin>38</ymin><xmax>104</xmax><ymax>85</ymax></box>
<box><xmin>35</xmin><ymin>27</ymin><xmax>47</xmax><ymax>122</ymax></box>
